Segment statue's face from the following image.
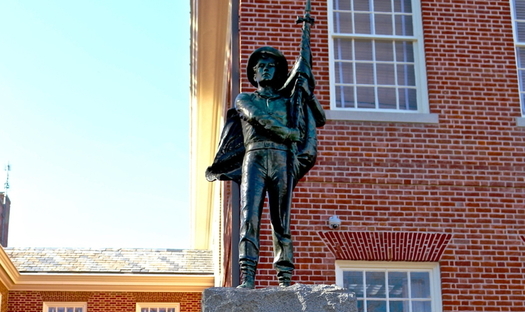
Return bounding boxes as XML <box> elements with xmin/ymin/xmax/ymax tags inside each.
<box><xmin>253</xmin><ymin>56</ymin><xmax>277</xmax><ymax>86</ymax></box>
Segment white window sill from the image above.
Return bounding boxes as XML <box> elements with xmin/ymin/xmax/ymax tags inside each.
<box><xmin>516</xmin><ymin>117</ymin><xmax>525</xmax><ymax>127</ymax></box>
<box><xmin>326</xmin><ymin>110</ymin><xmax>439</xmax><ymax>124</ymax></box>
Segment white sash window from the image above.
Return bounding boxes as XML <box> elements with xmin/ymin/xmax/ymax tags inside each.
<box><xmin>329</xmin><ymin>0</ymin><xmax>428</xmax><ymax>113</ymax></box>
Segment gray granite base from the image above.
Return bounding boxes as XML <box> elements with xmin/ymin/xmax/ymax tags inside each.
<box><xmin>202</xmin><ymin>284</ymin><xmax>357</xmax><ymax>312</ymax></box>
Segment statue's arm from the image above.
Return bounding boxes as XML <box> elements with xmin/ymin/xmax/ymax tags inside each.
<box><xmin>236</xmin><ymin>93</ymin><xmax>299</xmax><ymax>142</ymax></box>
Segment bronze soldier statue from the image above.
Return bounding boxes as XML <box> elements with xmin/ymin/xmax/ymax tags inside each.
<box><xmin>206</xmin><ymin>0</ymin><xmax>325</xmax><ymax>289</ymax></box>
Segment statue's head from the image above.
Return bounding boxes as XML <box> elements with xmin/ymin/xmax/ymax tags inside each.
<box><xmin>247</xmin><ymin>46</ymin><xmax>288</xmax><ymax>88</ymax></box>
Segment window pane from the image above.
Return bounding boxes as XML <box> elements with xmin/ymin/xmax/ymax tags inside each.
<box><xmin>399</xmin><ymin>88</ymin><xmax>417</xmax><ymax>110</ymax></box>
<box><xmin>397</xmin><ymin>64</ymin><xmax>415</xmax><ymax>86</ymax></box>
<box><xmin>75</xmin><ymin>309</ymin><xmax>83</xmax><ymax>312</ymax></box>
<box><xmin>355</xmin><ymin>40</ymin><xmax>373</xmax><ymax>60</ymax></box>
<box><xmin>168</xmin><ymin>309</ymin><xmax>176</xmax><ymax>312</ymax></box>
<box><xmin>58</xmin><ymin>308</ymin><xmax>65</xmax><ymax>312</ymax></box>
<box><xmin>520</xmin><ymin>70</ymin><xmax>525</xmax><ymax>89</ymax></box>
<box><xmin>334</xmin><ymin>0</ymin><xmax>351</xmax><ymax>11</ymax></box>
<box><xmin>49</xmin><ymin>309</ymin><xmax>56</xmax><ymax>312</ymax></box>
<box><xmin>335</xmin><ymin>86</ymin><xmax>355</xmax><ymax>108</ymax></box>
<box><xmin>159</xmin><ymin>308</ymin><xmax>167</xmax><ymax>312</ymax></box>
<box><xmin>366</xmin><ymin>271</ymin><xmax>386</xmax><ymax>298</ymax></box>
<box><xmin>395</xmin><ymin>15</ymin><xmax>413</xmax><ymax>36</ymax></box>
<box><xmin>388</xmin><ymin>272</ymin><xmax>408</xmax><ymax>298</ymax></box>
<box><xmin>375</xmin><ymin>14</ymin><xmax>393</xmax><ymax>35</ymax></box>
<box><xmin>377</xmin><ymin>64</ymin><xmax>395</xmax><ymax>85</ymax></box>
<box><xmin>335</xmin><ymin>62</ymin><xmax>354</xmax><ymax>84</ymax></box>
<box><xmin>375</xmin><ymin>40</ymin><xmax>394</xmax><ymax>62</ymax></box>
<box><xmin>357</xmin><ymin>87</ymin><xmax>375</xmax><ymax>108</ymax></box>
<box><xmin>356</xmin><ymin>63</ymin><xmax>374</xmax><ymax>84</ymax></box>
<box><xmin>412</xmin><ymin>301</ymin><xmax>432</xmax><ymax>312</ymax></box>
<box><xmin>357</xmin><ymin>300</ymin><xmax>365</xmax><ymax>312</ymax></box>
<box><xmin>516</xmin><ymin>1</ymin><xmax>525</xmax><ymax>20</ymax></box>
<box><xmin>141</xmin><ymin>309</ymin><xmax>148</xmax><ymax>312</ymax></box>
<box><xmin>343</xmin><ymin>271</ymin><xmax>364</xmax><ymax>297</ymax></box>
<box><xmin>355</xmin><ymin>13</ymin><xmax>372</xmax><ymax>34</ymax></box>
<box><xmin>66</xmin><ymin>308</ymin><xmax>73</xmax><ymax>312</ymax></box>
<box><xmin>521</xmin><ymin>93</ymin><xmax>525</xmax><ymax>115</ymax></box>
<box><xmin>151</xmin><ymin>309</ymin><xmax>158</xmax><ymax>312</ymax></box>
<box><xmin>367</xmin><ymin>300</ymin><xmax>387</xmax><ymax>312</ymax></box>
<box><xmin>517</xmin><ymin>22</ymin><xmax>525</xmax><ymax>42</ymax></box>
<box><xmin>518</xmin><ymin>47</ymin><xmax>525</xmax><ymax>68</ymax></box>
<box><xmin>395</xmin><ymin>41</ymin><xmax>414</xmax><ymax>62</ymax></box>
<box><xmin>394</xmin><ymin>0</ymin><xmax>412</xmax><ymax>13</ymax></box>
<box><xmin>411</xmin><ymin>272</ymin><xmax>431</xmax><ymax>298</ymax></box>
<box><xmin>355</xmin><ymin>0</ymin><xmax>372</xmax><ymax>11</ymax></box>
<box><xmin>334</xmin><ymin>38</ymin><xmax>353</xmax><ymax>60</ymax></box>
<box><xmin>334</xmin><ymin>12</ymin><xmax>353</xmax><ymax>33</ymax></box>
<box><xmin>378</xmin><ymin>88</ymin><xmax>396</xmax><ymax>109</ymax></box>
<box><xmin>374</xmin><ymin>0</ymin><xmax>392</xmax><ymax>12</ymax></box>
<box><xmin>389</xmin><ymin>300</ymin><xmax>410</xmax><ymax>312</ymax></box>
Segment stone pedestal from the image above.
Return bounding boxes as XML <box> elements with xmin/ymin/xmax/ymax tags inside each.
<box><xmin>202</xmin><ymin>284</ymin><xmax>357</xmax><ymax>312</ymax></box>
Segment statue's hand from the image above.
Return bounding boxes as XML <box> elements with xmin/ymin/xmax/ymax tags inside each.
<box><xmin>287</xmin><ymin>128</ymin><xmax>301</xmax><ymax>143</ymax></box>
<box><xmin>297</xmin><ymin>75</ymin><xmax>309</xmax><ymax>93</ymax></box>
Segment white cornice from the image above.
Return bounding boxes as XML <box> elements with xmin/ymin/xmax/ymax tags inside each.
<box><xmin>0</xmin><ymin>246</ymin><xmax>20</xmax><ymax>289</ymax></box>
<box><xmin>190</xmin><ymin>0</ymin><xmax>231</xmax><ymax>250</ymax></box>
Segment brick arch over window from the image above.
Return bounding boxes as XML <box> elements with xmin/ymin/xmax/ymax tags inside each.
<box><xmin>319</xmin><ymin>231</ymin><xmax>452</xmax><ymax>262</ymax></box>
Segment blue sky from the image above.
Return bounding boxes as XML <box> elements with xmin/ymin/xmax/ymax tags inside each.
<box><xmin>0</xmin><ymin>1</ymin><xmax>191</xmax><ymax>248</ymax></box>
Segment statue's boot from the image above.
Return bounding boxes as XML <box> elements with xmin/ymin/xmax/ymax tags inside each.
<box><xmin>277</xmin><ymin>271</ymin><xmax>292</xmax><ymax>287</ymax></box>
<box><xmin>237</xmin><ymin>267</ymin><xmax>256</xmax><ymax>289</ymax></box>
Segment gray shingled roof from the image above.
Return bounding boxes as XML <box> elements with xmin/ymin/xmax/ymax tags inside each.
<box><xmin>4</xmin><ymin>247</ymin><xmax>213</xmax><ymax>274</ymax></box>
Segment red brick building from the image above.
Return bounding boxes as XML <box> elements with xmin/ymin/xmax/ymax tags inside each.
<box><xmin>190</xmin><ymin>0</ymin><xmax>525</xmax><ymax>311</ymax></box>
<box><xmin>0</xmin><ymin>248</ymin><xmax>213</xmax><ymax>312</ymax></box>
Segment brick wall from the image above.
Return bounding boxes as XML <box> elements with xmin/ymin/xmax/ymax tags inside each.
<box><xmin>7</xmin><ymin>291</ymin><xmax>201</xmax><ymax>312</ymax></box>
<box><xmin>235</xmin><ymin>0</ymin><xmax>525</xmax><ymax>310</ymax></box>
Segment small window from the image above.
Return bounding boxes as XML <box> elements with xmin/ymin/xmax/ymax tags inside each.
<box><xmin>42</xmin><ymin>302</ymin><xmax>86</xmax><ymax>312</ymax></box>
<box><xmin>136</xmin><ymin>303</ymin><xmax>180</xmax><ymax>312</ymax></box>
<box><xmin>336</xmin><ymin>261</ymin><xmax>442</xmax><ymax>312</ymax></box>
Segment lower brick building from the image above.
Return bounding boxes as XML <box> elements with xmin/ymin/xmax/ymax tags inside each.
<box><xmin>190</xmin><ymin>0</ymin><xmax>525</xmax><ymax>311</ymax></box>
<box><xmin>0</xmin><ymin>248</ymin><xmax>213</xmax><ymax>312</ymax></box>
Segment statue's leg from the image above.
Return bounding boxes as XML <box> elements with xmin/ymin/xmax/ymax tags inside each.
<box><xmin>268</xmin><ymin>149</ymin><xmax>294</xmax><ymax>287</ymax></box>
<box><xmin>238</xmin><ymin>150</ymin><xmax>267</xmax><ymax>289</ymax></box>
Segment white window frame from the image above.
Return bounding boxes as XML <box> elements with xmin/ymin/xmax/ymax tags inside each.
<box><xmin>510</xmin><ymin>0</ymin><xmax>525</xmax><ymax>125</ymax></box>
<box><xmin>42</xmin><ymin>302</ymin><xmax>87</xmax><ymax>312</ymax></box>
<box><xmin>135</xmin><ymin>303</ymin><xmax>181</xmax><ymax>312</ymax></box>
<box><xmin>335</xmin><ymin>261</ymin><xmax>442</xmax><ymax>312</ymax></box>
<box><xmin>327</xmin><ymin>0</ymin><xmax>436</xmax><ymax>123</ymax></box>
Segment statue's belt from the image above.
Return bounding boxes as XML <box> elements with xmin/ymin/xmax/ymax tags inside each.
<box><xmin>245</xmin><ymin>141</ymin><xmax>289</xmax><ymax>151</ymax></box>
